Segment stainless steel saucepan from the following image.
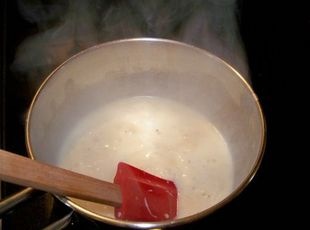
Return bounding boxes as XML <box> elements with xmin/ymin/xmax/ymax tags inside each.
<box><xmin>23</xmin><ymin>38</ymin><xmax>265</xmax><ymax>228</ymax></box>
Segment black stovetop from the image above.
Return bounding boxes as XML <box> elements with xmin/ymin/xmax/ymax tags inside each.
<box><xmin>1</xmin><ymin>0</ymin><xmax>293</xmax><ymax>229</ymax></box>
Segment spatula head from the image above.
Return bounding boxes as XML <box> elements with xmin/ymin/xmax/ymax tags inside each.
<box><xmin>114</xmin><ymin>162</ymin><xmax>177</xmax><ymax>221</ymax></box>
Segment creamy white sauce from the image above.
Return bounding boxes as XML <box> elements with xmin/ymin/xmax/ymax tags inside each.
<box><xmin>58</xmin><ymin>96</ymin><xmax>233</xmax><ymax>218</ymax></box>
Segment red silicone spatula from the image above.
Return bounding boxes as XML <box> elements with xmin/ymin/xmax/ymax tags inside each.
<box><xmin>114</xmin><ymin>162</ymin><xmax>177</xmax><ymax>221</ymax></box>
<box><xmin>0</xmin><ymin>149</ymin><xmax>177</xmax><ymax>221</ymax></box>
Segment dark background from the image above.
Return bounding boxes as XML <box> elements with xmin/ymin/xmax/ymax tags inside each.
<box><xmin>1</xmin><ymin>0</ymin><xmax>305</xmax><ymax>229</ymax></box>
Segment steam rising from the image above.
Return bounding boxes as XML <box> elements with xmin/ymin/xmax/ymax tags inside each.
<box><xmin>12</xmin><ymin>0</ymin><xmax>249</xmax><ymax>93</ymax></box>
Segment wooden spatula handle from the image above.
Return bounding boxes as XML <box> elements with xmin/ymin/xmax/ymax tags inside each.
<box><xmin>0</xmin><ymin>150</ymin><xmax>121</xmax><ymax>207</ymax></box>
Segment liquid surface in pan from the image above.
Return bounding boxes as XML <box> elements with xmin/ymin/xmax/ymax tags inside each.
<box><xmin>57</xmin><ymin>96</ymin><xmax>233</xmax><ymax>218</ymax></box>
